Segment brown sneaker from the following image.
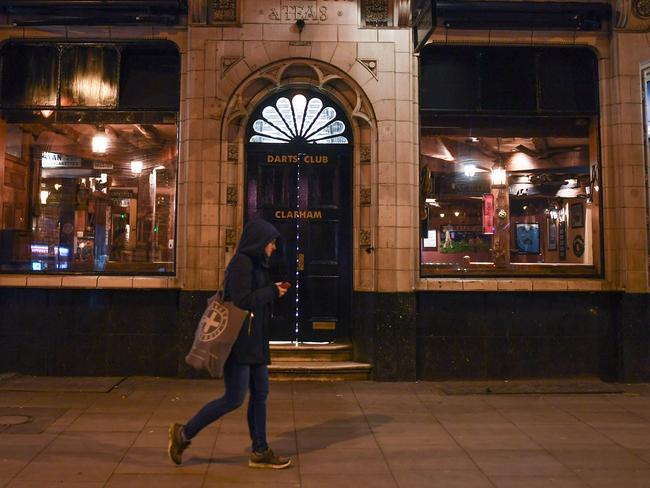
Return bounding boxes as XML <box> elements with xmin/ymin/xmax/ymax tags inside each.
<box><xmin>167</xmin><ymin>423</ymin><xmax>191</xmax><ymax>465</ymax></box>
<box><xmin>248</xmin><ymin>448</ymin><xmax>292</xmax><ymax>469</ymax></box>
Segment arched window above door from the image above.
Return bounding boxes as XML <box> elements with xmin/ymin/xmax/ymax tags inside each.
<box><xmin>249</xmin><ymin>94</ymin><xmax>349</xmax><ymax>144</ymax></box>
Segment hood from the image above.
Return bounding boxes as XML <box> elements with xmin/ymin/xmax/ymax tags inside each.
<box><xmin>236</xmin><ymin>218</ymin><xmax>280</xmax><ymax>263</ymax></box>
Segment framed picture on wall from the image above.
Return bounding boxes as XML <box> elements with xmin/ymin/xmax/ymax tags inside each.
<box><xmin>547</xmin><ymin>218</ymin><xmax>557</xmax><ymax>251</ymax></box>
<box><xmin>439</xmin><ymin>226</ymin><xmax>490</xmax><ymax>254</ymax></box>
<box><xmin>515</xmin><ymin>222</ymin><xmax>540</xmax><ymax>254</ymax></box>
<box><xmin>570</xmin><ymin>202</ymin><xmax>584</xmax><ymax>228</ymax></box>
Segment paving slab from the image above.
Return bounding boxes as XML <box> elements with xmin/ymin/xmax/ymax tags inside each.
<box><xmin>0</xmin><ymin>376</ymin><xmax>124</xmax><ymax>393</ymax></box>
<box><xmin>0</xmin><ymin>377</ymin><xmax>648</xmax><ymax>487</ymax></box>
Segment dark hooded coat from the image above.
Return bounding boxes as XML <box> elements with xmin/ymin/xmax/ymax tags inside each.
<box><xmin>224</xmin><ymin>218</ymin><xmax>280</xmax><ymax>365</ymax></box>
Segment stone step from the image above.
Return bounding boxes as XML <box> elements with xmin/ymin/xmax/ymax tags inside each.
<box><xmin>269</xmin><ymin>360</ymin><xmax>371</xmax><ymax>381</ymax></box>
<box><xmin>270</xmin><ymin>342</ymin><xmax>353</xmax><ymax>362</ymax></box>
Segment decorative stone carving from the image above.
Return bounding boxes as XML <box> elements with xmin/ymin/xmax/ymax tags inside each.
<box><xmin>361</xmin><ymin>0</ymin><xmax>391</xmax><ymax>27</ymax></box>
<box><xmin>360</xmin><ymin>187</ymin><xmax>371</xmax><ymax>206</ymax></box>
<box><xmin>211</xmin><ymin>0</ymin><xmax>238</xmax><ymax>24</ymax></box>
<box><xmin>225</xmin><ymin>227</ymin><xmax>236</xmax><ymax>247</ymax></box>
<box><xmin>226</xmin><ymin>186</ymin><xmax>238</xmax><ymax>205</ymax></box>
<box><xmin>614</xmin><ymin>0</ymin><xmax>650</xmax><ymax>29</ymax></box>
<box><xmin>360</xmin><ymin>145</ymin><xmax>371</xmax><ymax>163</ymax></box>
<box><xmin>223</xmin><ymin>59</ymin><xmax>375</xmax><ymax>155</ymax></box>
<box><xmin>360</xmin><ymin>229</ymin><xmax>372</xmax><ymax>248</ymax></box>
<box><xmin>227</xmin><ymin>144</ymin><xmax>238</xmax><ymax>161</ymax></box>
<box><xmin>221</xmin><ymin>56</ymin><xmax>244</xmax><ymax>78</ymax></box>
<box><xmin>357</xmin><ymin>58</ymin><xmax>378</xmax><ymax>80</ymax></box>
<box><xmin>633</xmin><ymin>0</ymin><xmax>650</xmax><ymax>17</ymax></box>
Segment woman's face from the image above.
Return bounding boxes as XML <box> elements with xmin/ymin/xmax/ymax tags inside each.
<box><xmin>264</xmin><ymin>239</ymin><xmax>277</xmax><ymax>257</ymax></box>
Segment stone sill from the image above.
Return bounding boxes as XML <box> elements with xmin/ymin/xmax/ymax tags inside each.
<box><xmin>417</xmin><ymin>278</ymin><xmax>610</xmax><ymax>292</ymax></box>
<box><xmin>0</xmin><ymin>275</ymin><xmax>179</xmax><ymax>289</ymax></box>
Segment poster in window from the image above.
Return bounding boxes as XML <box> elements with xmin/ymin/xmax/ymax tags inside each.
<box><xmin>482</xmin><ymin>193</ymin><xmax>494</xmax><ymax>234</ymax></box>
<box><xmin>558</xmin><ymin>221</ymin><xmax>567</xmax><ymax>260</ymax></box>
<box><xmin>515</xmin><ymin>223</ymin><xmax>540</xmax><ymax>254</ymax></box>
<box><xmin>547</xmin><ymin>218</ymin><xmax>557</xmax><ymax>251</ymax></box>
<box><xmin>422</xmin><ymin>230</ymin><xmax>437</xmax><ymax>250</ymax></box>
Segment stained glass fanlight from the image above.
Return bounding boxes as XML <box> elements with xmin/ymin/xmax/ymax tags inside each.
<box><xmin>249</xmin><ymin>94</ymin><xmax>348</xmax><ymax>144</ymax></box>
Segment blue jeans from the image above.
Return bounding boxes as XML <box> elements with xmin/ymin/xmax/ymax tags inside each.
<box><xmin>184</xmin><ymin>359</ymin><xmax>269</xmax><ymax>452</ymax></box>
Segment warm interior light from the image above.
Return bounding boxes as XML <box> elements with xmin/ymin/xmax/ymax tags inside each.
<box><xmin>439</xmin><ymin>212</ymin><xmax>445</xmax><ymax>218</ymax></box>
<box><xmin>54</xmin><ymin>183</ymin><xmax>62</xmax><ymax>191</ymax></box>
<box><xmin>131</xmin><ymin>160</ymin><xmax>143</xmax><ymax>174</ymax></box>
<box><xmin>463</xmin><ymin>163</ymin><xmax>477</xmax><ymax>177</ymax></box>
<box><xmin>491</xmin><ymin>166</ymin><xmax>507</xmax><ymax>187</ymax></box>
<box><xmin>39</xmin><ymin>190</ymin><xmax>50</xmax><ymax>205</ymax></box>
<box><xmin>92</xmin><ymin>129</ymin><xmax>108</xmax><ymax>154</ymax></box>
<box><xmin>40</xmin><ymin>109</ymin><xmax>54</xmax><ymax>118</ymax></box>
<box><xmin>454</xmin><ymin>211</ymin><xmax>460</xmax><ymax>217</ymax></box>
<box><xmin>425</xmin><ymin>198</ymin><xmax>439</xmax><ymax>206</ymax></box>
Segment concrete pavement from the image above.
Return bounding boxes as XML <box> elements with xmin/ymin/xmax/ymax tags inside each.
<box><xmin>1</xmin><ymin>376</ymin><xmax>649</xmax><ymax>487</ymax></box>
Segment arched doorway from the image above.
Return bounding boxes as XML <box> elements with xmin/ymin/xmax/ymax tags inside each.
<box><xmin>245</xmin><ymin>87</ymin><xmax>352</xmax><ymax>343</ymax></box>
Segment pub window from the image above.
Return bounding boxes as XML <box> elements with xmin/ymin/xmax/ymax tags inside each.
<box><xmin>0</xmin><ymin>41</ymin><xmax>179</xmax><ymax>275</ymax></box>
<box><xmin>419</xmin><ymin>46</ymin><xmax>602</xmax><ymax>277</ymax></box>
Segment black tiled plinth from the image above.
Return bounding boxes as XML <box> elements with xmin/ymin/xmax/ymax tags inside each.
<box><xmin>0</xmin><ymin>288</ymin><xmax>648</xmax><ymax>381</ymax></box>
<box><xmin>0</xmin><ymin>288</ymin><xmax>204</xmax><ymax>377</ymax></box>
<box><xmin>352</xmin><ymin>292</ymin><xmax>417</xmax><ymax>381</ymax></box>
<box><xmin>415</xmin><ymin>291</ymin><xmax>648</xmax><ymax>382</ymax></box>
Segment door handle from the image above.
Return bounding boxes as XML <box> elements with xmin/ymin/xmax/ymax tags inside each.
<box><xmin>297</xmin><ymin>253</ymin><xmax>305</xmax><ymax>271</ymax></box>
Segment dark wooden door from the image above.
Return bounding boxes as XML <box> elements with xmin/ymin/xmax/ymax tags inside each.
<box><xmin>245</xmin><ymin>146</ymin><xmax>351</xmax><ymax>342</ymax></box>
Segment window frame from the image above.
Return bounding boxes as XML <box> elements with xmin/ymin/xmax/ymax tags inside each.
<box><xmin>418</xmin><ymin>44</ymin><xmax>604</xmax><ymax>279</ymax></box>
<box><xmin>0</xmin><ymin>40</ymin><xmax>180</xmax><ymax>276</ymax></box>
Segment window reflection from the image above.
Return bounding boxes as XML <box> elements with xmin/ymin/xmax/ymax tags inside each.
<box><xmin>420</xmin><ymin>125</ymin><xmax>600</xmax><ymax>274</ymax></box>
<box><xmin>0</xmin><ymin>122</ymin><xmax>177</xmax><ymax>274</ymax></box>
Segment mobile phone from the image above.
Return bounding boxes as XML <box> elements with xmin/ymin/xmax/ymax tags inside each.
<box><xmin>279</xmin><ymin>281</ymin><xmax>291</xmax><ymax>289</ymax></box>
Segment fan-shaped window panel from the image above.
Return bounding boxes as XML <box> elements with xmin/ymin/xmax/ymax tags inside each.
<box><xmin>249</xmin><ymin>94</ymin><xmax>349</xmax><ymax>144</ymax></box>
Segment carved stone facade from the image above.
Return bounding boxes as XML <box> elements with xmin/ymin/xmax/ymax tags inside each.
<box><xmin>189</xmin><ymin>0</ymin><xmax>239</xmax><ymax>25</ymax></box>
<box><xmin>615</xmin><ymin>0</ymin><xmax>650</xmax><ymax>30</ymax></box>
<box><xmin>361</xmin><ymin>0</ymin><xmax>392</xmax><ymax>27</ymax></box>
<box><xmin>212</xmin><ymin>0</ymin><xmax>238</xmax><ymax>23</ymax></box>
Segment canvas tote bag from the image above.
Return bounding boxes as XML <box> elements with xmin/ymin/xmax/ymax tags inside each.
<box><xmin>185</xmin><ymin>291</ymin><xmax>251</xmax><ymax>377</ymax></box>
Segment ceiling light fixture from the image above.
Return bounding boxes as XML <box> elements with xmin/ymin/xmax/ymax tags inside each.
<box><xmin>131</xmin><ymin>160</ymin><xmax>143</xmax><ymax>174</ymax></box>
<box><xmin>92</xmin><ymin>127</ymin><xmax>108</xmax><ymax>154</ymax></box>
<box><xmin>464</xmin><ymin>163</ymin><xmax>477</xmax><ymax>177</ymax></box>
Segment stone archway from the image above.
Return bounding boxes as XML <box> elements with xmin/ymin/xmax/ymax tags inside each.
<box><xmin>218</xmin><ymin>59</ymin><xmax>378</xmax><ymax>292</ymax></box>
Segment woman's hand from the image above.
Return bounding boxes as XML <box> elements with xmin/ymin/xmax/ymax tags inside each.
<box><xmin>275</xmin><ymin>282</ymin><xmax>288</xmax><ymax>297</ymax></box>
<box><xmin>275</xmin><ymin>281</ymin><xmax>291</xmax><ymax>297</ymax></box>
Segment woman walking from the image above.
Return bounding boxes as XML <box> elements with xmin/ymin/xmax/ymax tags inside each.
<box><xmin>168</xmin><ymin>218</ymin><xmax>291</xmax><ymax>469</ymax></box>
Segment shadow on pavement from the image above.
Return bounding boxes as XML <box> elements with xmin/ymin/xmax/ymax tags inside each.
<box><xmin>185</xmin><ymin>413</ymin><xmax>392</xmax><ymax>466</ymax></box>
